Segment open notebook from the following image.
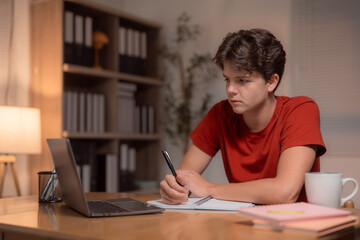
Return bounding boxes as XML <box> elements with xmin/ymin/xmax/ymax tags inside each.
<box><xmin>148</xmin><ymin>198</ymin><xmax>254</xmax><ymax>211</ymax></box>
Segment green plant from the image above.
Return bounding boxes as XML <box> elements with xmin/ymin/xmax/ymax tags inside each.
<box><xmin>161</xmin><ymin>12</ymin><xmax>218</xmax><ymax>154</ymax></box>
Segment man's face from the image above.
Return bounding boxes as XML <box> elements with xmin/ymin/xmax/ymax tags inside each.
<box><xmin>223</xmin><ymin>61</ymin><xmax>273</xmax><ymax>115</ymax></box>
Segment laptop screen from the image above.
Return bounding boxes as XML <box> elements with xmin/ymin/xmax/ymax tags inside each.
<box><xmin>47</xmin><ymin>138</ymin><xmax>91</xmax><ymax>216</ymax></box>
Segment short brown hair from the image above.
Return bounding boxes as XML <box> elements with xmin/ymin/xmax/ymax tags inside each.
<box><xmin>213</xmin><ymin>29</ymin><xmax>286</xmax><ymax>91</ymax></box>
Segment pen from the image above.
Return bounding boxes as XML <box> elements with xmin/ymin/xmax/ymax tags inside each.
<box><xmin>40</xmin><ymin>168</ymin><xmax>56</xmax><ymax>200</ymax></box>
<box><xmin>161</xmin><ymin>149</ymin><xmax>182</xmax><ymax>186</ymax></box>
<box><xmin>193</xmin><ymin>196</ymin><xmax>213</xmax><ymax>206</ymax></box>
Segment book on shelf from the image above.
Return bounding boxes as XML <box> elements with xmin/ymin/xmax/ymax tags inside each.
<box><xmin>140</xmin><ymin>31</ymin><xmax>147</xmax><ymax>75</ymax></box>
<box><xmin>86</xmin><ymin>92</ymin><xmax>93</xmax><ymax>132</ymax></box>
<box><xmin>119</xmin><ymin>144</ymin><xmax>127</xmax><ymax>191</ymax></box>
<box><xmin>83</xmin><ymin>15</ymin><xmax>94</xmax><ymax>67</ymax></box>
<box><xmin>126</xmin><ymin>27</ymin><xmax>135</xmax><ymax>74</ymax></box>
<box><xmin>251</xmin><ymin>215</ymin><xmax>358</xmax><ymax>237</ymax></box>
<box><xmin>140</xmin><ymin>105</ymin><xmax>147</xmax><ymax>134</ymax></box>
<box><xmin>147</xmin><ymin>105</ymin><xmax>154</xmax><ymax>133</ymax></box>
<box><xmin>74</xmin><ymin>14</ymin><xmax>84</xmax><ymax>66</ymax></box>
<box><xmin>237</xmin><ymin>202</ymin><xmax>351</xmax><ymax>225</ymax></box>
<box><xmin>78</xmin><ymin>92</ymin><xmax>86</xmax><ymax>132</ymax></box>
<box><xmin>81</xmin><ymin>164</ymin><xmax>91</xmax><ymax>192</ymax></box>
<box><xmin>119</xmin><ymin>144</ymin><xmax>136</xmax><ymax>191</ymax></box>
<box><xmin>128</xmin><ymin>147</ymin><xmax>136</xmax><ymax>191</ymax></box>
<box><xmin>63</xmin><ymin>90</ymin><xmax>76</xmax><ymax>132</ymax></box>
<box><xmin>133</xmin><ymin>30</ymin><xmax>140</xmax><ymax>73</ymax></box>
<box><xmin>72</xmin><ymin>91</ymin><xmax>78</xmax><ymax>131</ymax></box>
<box><xmin>66</xmin><ymin>91</ymin><xmax>78</xmax><ymax>132</ymax></box>
<box><xmin>62</xmin><ymin>91</ymin><xmax>68</xmax><ymax>131</ymax></box>
<box><xmin>92</xmin><ymin>93</ymin><xmax>99</xmax><ymax>132</ymax></box>
<box><xmin>98</xmin><ymin>94</ymin><xmax>105</xmax><ymax>132</ymax></box>
<box><xmin>134</xmin><ymin>106</ymin><xmax>140</xmax><ymax>133</ymax></box>
<box><xmin>106</xmin><ymin>154</ymin><xmax>118</xmax><ymax>193</ymax></box>
<box><xmin>118</xmin><ymin>26</ymin><xmax>127</xmax><ymax>73</ymax></box>
<box><xmin>64</xmin><ymin>11</ymin><xmax>74</xmax><ymax>64</ymax></box>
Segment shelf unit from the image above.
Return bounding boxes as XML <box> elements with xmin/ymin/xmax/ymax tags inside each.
<box><xmin>30</xmin><ymin>0</ymin><xmax>162</xmax><ymax>194</ymax></box>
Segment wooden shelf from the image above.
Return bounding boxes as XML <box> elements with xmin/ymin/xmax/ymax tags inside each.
<box><xmin>30</xmin><ymin>0</ymin><xmax>162</xmax><ymax>194</ymax></box>
<box><xmin>63</xmin><ymin>64</ymin><xmax>161</xmax><ymax>86</ymax></box>
<box><xmin>63</xmin><ymin>131</ymin><xmax>161</xmax><ymax>141</ymax></box>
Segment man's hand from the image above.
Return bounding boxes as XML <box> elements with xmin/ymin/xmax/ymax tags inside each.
<box><xmin>159</xmin><ymin>174</ymin><xmax>189</xmax><ymax>204</ymax></box>
<box><xmin>177</xmin><ymin>170</ymin><xmax>213</xmax><ymax>198</ymax></box>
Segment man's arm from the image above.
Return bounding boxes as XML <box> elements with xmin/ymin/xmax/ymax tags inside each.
<box><xmin>177</xmin><ymin>145</ymin><xmax>317</xmax><ymax>204</ymax></box>
<box><xmin>178</xmin><ymin>144</ymin><xmax>213</xmax><ymax>173</ymax></box>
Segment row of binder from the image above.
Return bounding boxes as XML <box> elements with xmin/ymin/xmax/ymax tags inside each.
<box><xmin>75</xmin><ymin>143</ymin><xmax>137</xmax><ymax>192</ymax></box>
<box><xmin>63</xmin><ymin>9</ymin><xmax>148</xmax><ymax>76</ymax></box>
<box><xmin>63</xmin><ymin>87</ymin><xmax>156</xmax><ymax>134</ymax></box>
<box><xmin>118</xmin><ymin>26</ymin><xmax>147</xmax><ymax>75</ymax></box>
<box><xmin>64</xmin><ymin>11</ymin><xmax>93</xmax><ymax>66</ymax></box>
<box><xmin>63</xmin><ymin>91</ymin><xmax>105</xmax><ymax>133</ymax></box>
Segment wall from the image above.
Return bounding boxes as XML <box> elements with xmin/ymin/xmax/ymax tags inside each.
<box><xmin>0</xmin><ymin>0</ymin><xmax>31</xmax><ymax>197</ymax></box>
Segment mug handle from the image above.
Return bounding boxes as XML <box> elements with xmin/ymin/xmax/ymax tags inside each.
<box><xmin>341</xmin><ymin>178</ymin><xmax>358</xmax><ymax>206</ymax></box>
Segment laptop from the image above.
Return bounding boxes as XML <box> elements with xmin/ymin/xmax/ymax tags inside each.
<box><xmin>46</xmin><ymin>138</ymin><xmax>164</xmax><ymax>217</ymax></box>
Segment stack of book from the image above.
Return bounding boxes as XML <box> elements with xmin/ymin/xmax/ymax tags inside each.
<box><xmin>117</xmin><ymin>82</ymin><xmax>137</xmax><ymax>133</ymax></box>
<box><xmin>117</xmin><ymin>81</ymin><xmax>155</xmax><ymax>134</ymax></box>
<box><xmin>237</xmin><ymin>202</ymin><xmax>358</xmax><ymax>237</ymax></box>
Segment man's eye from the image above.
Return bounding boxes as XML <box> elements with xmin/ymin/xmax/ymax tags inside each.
<box><xmin>238</xmin><ymin>79</ymin><xmax>248</xmax><ymax>84</ymax></box>
<box><xmin>223</xmin><ymin>78</ymin><xmax>229</xmax><ymax>82</ymax></box>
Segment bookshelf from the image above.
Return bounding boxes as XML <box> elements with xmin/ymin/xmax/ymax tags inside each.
<box><xmin>30</xmin><ymin>0</ymin><xmax>162</xmax><ymax>194</ymax></box>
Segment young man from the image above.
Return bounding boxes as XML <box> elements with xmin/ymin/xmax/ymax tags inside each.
<box><xmin>160</xmin><ymin>29</ymin><xmax>326</xmax><ymax>205</ymax></box>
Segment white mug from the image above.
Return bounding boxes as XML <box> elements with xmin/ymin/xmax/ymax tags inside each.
<box><xmin>305</xmin><ymin>172</ymin><xmax>358</xmax><ymax>208</ymax></box>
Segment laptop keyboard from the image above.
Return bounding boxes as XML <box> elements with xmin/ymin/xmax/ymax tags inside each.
<box><xmin>88</xmin><ymin>201</ymin><xmax>128</xmax><ymax>214</ymax></box>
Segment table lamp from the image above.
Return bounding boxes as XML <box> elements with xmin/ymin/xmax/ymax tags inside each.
<box><xmin>0</xmin><ymin>106</ymin><xmax>41</xmax><ymax>197</ymax></box>
<box><xmin>92</xmin><ymin>31</ymin><xmax>109</xmax><ymax>70</ymax></box>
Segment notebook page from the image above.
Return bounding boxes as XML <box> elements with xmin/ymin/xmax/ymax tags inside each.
<box><xmin>147</xmin><ymin>198</ymin><xmax>254</xmax><ymax>211</ymax></box>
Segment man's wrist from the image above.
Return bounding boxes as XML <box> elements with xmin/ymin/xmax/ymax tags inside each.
<box><xmin>207</xmin><ymin>183</ymin><xmax>218</xmax><ymax>198</ymax></box>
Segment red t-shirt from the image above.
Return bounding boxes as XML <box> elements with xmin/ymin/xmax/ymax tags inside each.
<box><xmin>190</xmin><ymin>96</ymin><xmax>326</xmax><ymax>202</ymax></box>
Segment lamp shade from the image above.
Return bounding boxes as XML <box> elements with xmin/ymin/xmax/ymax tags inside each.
<box><xmin>0</xmin><ymin>106</ymin><xmax>41</xmax><ymax>154</ymax></box>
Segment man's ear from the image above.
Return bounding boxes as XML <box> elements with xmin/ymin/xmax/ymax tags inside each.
<box><xmin>267</xmin><ymin>74</ymin><xmax>279</xmax><ymax>93</ymax></box>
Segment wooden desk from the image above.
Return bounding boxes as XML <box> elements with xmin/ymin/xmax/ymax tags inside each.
<box><xmin>0</xmin><ymin>192</ymin><xmax>359</xmax><ymax>240</ymax></box>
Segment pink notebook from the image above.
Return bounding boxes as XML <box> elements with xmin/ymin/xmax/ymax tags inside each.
<box><xmin>237</xmin><ymin>202</ymin><xmax>351</xmax><ymax>224</ymax></box>
<box><xmin>252</xmin><ymin>215</ymin><xmax>358</xmax><ymax>237</ymax></box>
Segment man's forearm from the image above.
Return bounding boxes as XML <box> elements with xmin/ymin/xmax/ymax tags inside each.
<box><xmin>208</xmin><ymin>178</ymin><xmax>301</xmax><ymax>205</ymax></box>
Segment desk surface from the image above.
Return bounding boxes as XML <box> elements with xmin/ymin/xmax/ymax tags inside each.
<box><xmin>0</xmin><ymin>192</ymin><xmax>359</xmax><ymax>240</ymax></box>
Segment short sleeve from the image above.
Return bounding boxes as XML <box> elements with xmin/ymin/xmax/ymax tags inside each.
<box><xmin>190</xmin><ymin>102</ymin><xmax>224</xmax><ymax>157</ymax></box>
<box><xmin>280</xmin><ymin>99</ymin><xmax>326</xmax><ymax>157</ymax></box>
